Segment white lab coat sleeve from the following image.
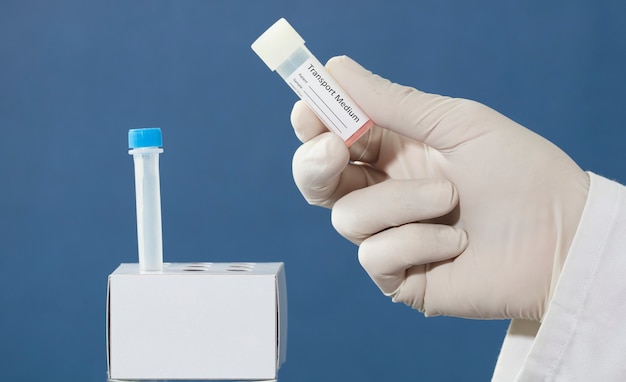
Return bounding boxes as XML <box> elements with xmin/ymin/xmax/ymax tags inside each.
<box><xmin>492</xmin><ymin>172</ymin><xmax>626</xmax><ymax>381</ymax></box>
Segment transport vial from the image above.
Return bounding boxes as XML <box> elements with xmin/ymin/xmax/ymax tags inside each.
<box><xmin>252</xmin><ymin>18</ymin><xmax>374</xmax><ymax>146</ymax></box>
<box><xmin>129</xmin><ymin>128</ymin><xmax>164</xmax><ymax>273</ymax></box>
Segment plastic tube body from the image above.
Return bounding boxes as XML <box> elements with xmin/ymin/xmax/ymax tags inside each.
<box><xmin>130</xmin><ymin>147</ymin><xmax>164</xmax><ymax>272</ymax></box>
<box><xmin>276</xmin><ymin>46</ymin><xmax>374</xmax><ymax>145</ymax></box>
<box><xmin>252</xmin><ymin>18</ymin><xmax>373</xmax><ymax>146</ymax></box>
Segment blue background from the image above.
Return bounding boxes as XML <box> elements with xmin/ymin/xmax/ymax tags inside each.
<box><xmin>1</xmin><ymin>1</ymin><xmax>625</xmax><ymax>381</ymax></box>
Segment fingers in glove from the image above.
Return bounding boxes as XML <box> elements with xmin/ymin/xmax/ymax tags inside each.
<box><xmin>291</xmin><ymin>99</ymin><xmax>384</xmax><ymax>163</ymax></box>
<box><xmin>290</xmin><ymin>100</ymin><xmax>327</xmax><ymax>143</ymax></box>
<box><xmin>292</xmin><ymin>132</ymin><xmax>387</xmax><ymax>207</ymax></box>
<box><xmin>358</xmin><ymin>223</ymin><xmax>468</xmax><ymax>312</ymax></box>
<box><xmin>331</xmin><ymin>178</ymin><xmax>460</xmax><ymax>244</ymax></box>
<box><xmin>326</xmin><ymin>55</ymin><xmax>491</xmax><ymax>150</ymax></box>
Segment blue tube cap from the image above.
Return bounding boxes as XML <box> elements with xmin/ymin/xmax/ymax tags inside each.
<box><xmin>129</xmin><ymin>128</ymin><xmax>163</xmax><ymax>148</ymax></box>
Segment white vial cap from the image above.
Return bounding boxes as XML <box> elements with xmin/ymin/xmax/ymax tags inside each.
<box><xmin>251</xmin><ymin>18</ymin><xmax>305</xmax><ymax>71</ymax></box>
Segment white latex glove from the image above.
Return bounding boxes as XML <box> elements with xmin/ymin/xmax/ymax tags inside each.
<box><xmin>291</xmin><ymin>56</ymin><xmax>589</xmax><ymax>320</ymax></box>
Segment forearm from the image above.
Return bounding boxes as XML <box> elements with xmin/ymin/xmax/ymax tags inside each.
<box><xmin>493</xmin><ymin>172</ymin><xmax>626</xmax><ymax>381</ymax></box>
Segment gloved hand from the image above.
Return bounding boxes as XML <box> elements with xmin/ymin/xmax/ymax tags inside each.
<box><xmin>291</xmin><ymin>56</ymin><xmax>589</xmax><ymax>321</ymax></box>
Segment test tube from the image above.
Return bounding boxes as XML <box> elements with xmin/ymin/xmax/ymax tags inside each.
<box><xmin>128</xmin><ymin>128</ymin><xmax>164</xmax><ymax>273</ymax></box>
<box><xmin>252</xmin><ymin>18</ymin><xmax>374</xmax><ymax>146</ymax></box>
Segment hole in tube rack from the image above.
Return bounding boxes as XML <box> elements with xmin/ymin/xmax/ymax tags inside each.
<box><xmin>226</xmin><ymin>263</ymin><xmax>255</xmax><ymax>272</ymax></box>
<box><xmin>183</xmin><ymin>263</ymin><xmax>213</xmax><ymax>272</ymax></box>
<box><xmin>228</xmin><ymin>263</ymin><xmax>255</xmax><ymax>268</ymax></box>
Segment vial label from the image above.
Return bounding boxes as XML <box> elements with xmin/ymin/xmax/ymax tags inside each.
<box><xmin>286</xmin><ymin>56</ymin><xmax>370</xmax><ymax>142</ymax></box>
